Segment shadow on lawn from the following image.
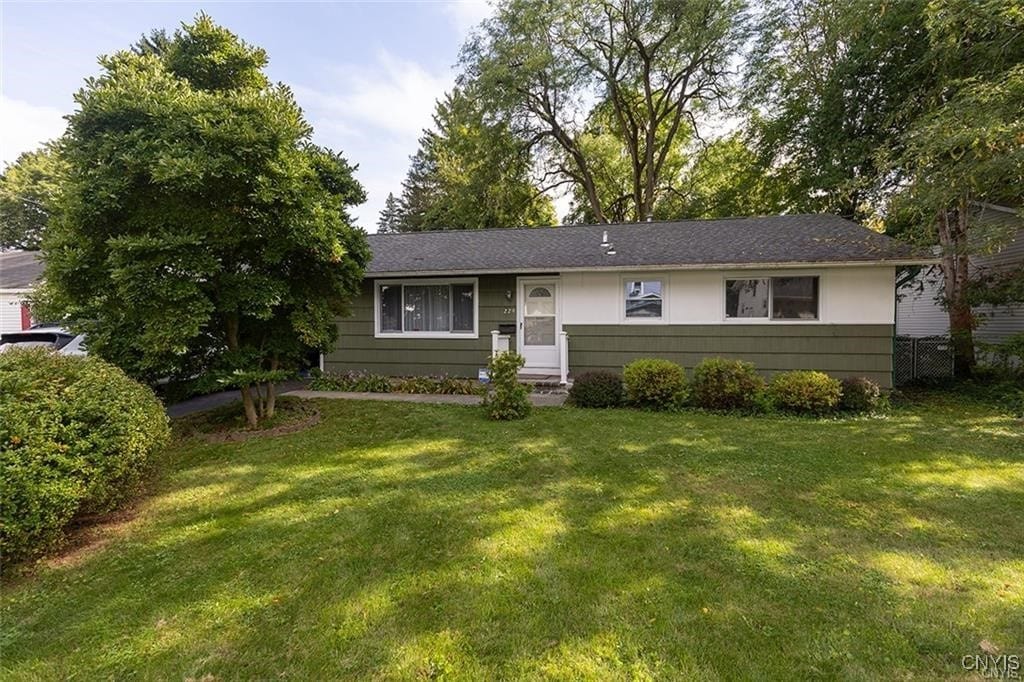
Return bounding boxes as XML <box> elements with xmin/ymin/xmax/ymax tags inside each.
<box><xmin>3</xmin><ymin>399</ymin><xmax>1022</xmax><ymax>679</ymax></box>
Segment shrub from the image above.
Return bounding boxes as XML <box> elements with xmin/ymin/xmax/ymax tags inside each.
<box><xmin>769</xmin><ymin>370</ymin><xmax>842</xmax><ymax>415</ymax></box>
<box><xmin>483</xmin><ymin>352</ymin><xmax>530</xmax><ymax>420</ymax></box>
<box><xmin>569</xmin><ymin>371</ymin><xmax>624</xmax><ymax>408</ymax></box>
<box><xmin>394</xmin><ymin>376</ymin><xmax>438</xmax><ymax>394</ymax></box>
<box><xmin>622</xmin><ymin>359</ymin><xmax>686</xmax><ymax>409</ymax></box>
<box><xmin>691</xmin><ymin>357</ymin><xmax>766</xmax><ymax>411</ymax></box>
<box><xmin>435</xmin><ymin>376</ymin><xmax>479</xmax><ymax>395</ymax></box>
<box><xmin>840</xmin><ymin>376</ymin><xmax>883</xmax><ymax>412</ymax></box>
<box><xmin>309</xmin><ymin>370</ymin><xmax>390</xmax><ymax>392</ymax></box>
<box><xmin>0</xmin><ymin>349</ymin><xmax>170</xmax><ymax>563</ymax></box>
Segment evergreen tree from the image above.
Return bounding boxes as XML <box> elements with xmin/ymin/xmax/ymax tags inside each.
<box><xmin>376</xmin><ymin>192</ymin><xmax>402</xmax><ymax>233</ymax></box>
<box><xmin>393</xmin><ymin>88</ymin><xmax>555</xmax><ymax>231</ymax></box>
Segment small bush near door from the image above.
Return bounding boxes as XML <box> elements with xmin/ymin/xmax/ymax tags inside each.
<box><xmin>0</xmin><ymin>349</ymin><xmax>170</xmax><ymax>563</ymax></box>
<box><xmin>569</xmin><ymin>371</ymin><xmax>624</xmax><ymax>408</ymax></box>
<box><xmin>769</xmin><ymin>370</ymin><xmax>842</xmax><ymax>415</ymax></box>
<box><xmin>691</xmin><ymin>357</ymin><xmax>766</xmax><ymax>411</ymax></box>
<box><xmin>484</xmin><ymin>352</ymin><xmax>531</xmax><ymax>420</ymax></box>
<box><xmin>623</xmin><ymin>359</ymin><xmax>687</xmax><ymax>409</ymax></box>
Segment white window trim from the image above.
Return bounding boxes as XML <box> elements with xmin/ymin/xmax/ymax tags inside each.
<box><xmin>620</xmin><ymin>274</ymin><xmax>669</xmax><ymax>324</ymax></box>
<box><xmin>721</xmin><ymin>272</ymin><xmax>825</xmax><ymax>323</ymax></box>
<box><xmin>374</xmin><ymin>277</ymin><xmax>479</xmax><ymax>339</ymax></box>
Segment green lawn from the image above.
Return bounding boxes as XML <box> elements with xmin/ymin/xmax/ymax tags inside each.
<box><xmin>3</xmin><ymin>395</ymin><xmax>1022</xmax><ymax>680</ymax></box>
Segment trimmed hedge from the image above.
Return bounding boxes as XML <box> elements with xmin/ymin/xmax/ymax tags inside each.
<box><xmin>769</xmin><ymin>370</ymin><xmax>842</xmax><ymax>415</ymax></box>
<box><xmin>840</xmin><ymin>376</ymin><xmax>883</xmax><ymax>412</ymax></box>
<box><xmin>623</xmin><ymin>359</ymin><xmax>687</xmax><ymax>409</ymax></box>
<box><xmin>569</xmin><ymin>371</ymin><xmax>624</xmax><ymax>408</ymax></box>
<box><xmin>691</xmin><ymin>357</ymin><xmax>765</xmax><ymax>411</ymax></box>
<box><xmin>0</xmin><ymin>349</ymin><xmax>170</xmax><ymax>563</ymax></box>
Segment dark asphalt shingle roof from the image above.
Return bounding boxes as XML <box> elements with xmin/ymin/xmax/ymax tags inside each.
<box><xmin>0</xmin><ymin>251</ymin><xmax>43</xmax><ymax>289</ymax></box>
<box><xmin>364</xmin><ymin>214</ymin><xmax>926</xmax><ymax>275</ymax></box>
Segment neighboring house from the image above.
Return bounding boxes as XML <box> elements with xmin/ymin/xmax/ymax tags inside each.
<box><xmin>896</xmin><ymin>205</ymin><xmax>1024</xmax><ymax>348</ymax></box>
<box><xmin>0</xmin><ymin>251</ymin><xmax>43</xmax><ymax>333</ymax></box>
<box><xmin>324</xmin><ymin>215</ymin><xmax>932</xmax><ymax>388</ymax></box>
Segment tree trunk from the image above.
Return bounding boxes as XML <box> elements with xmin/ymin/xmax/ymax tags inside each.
<box><xmin>937</xmin><ymin>201</ymin><xmax>976</xmax><ymax>378</ymax></box>
<box><xmin>265</xmin><ymin>355</ymin><xmax>279</xmax><ymax>419</ymax></box>
<box><xmin>239</xmin><ymin>385</ymin><xmax>259</xmax><ymax>428</ymax></box>
<box><xmin>265</xmin><ymin>382</ymin><xmax>276</xmax><ymax>420</ymax></box>
<box><xmin>226</xmin><ymin>312</ymin><xmax>260</xmax><ymax>428</ymax></box>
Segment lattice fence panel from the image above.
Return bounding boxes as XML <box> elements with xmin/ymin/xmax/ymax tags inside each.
<box><xmin>893</xmin><ymin>336</ymin><xmax>955</xmax><ymax>385</ymax></box>
<box><xmin>894</xmin><ymin>337</ymin><xmax>915</xmax><ymax>386</ymax></box>
<box><xmin>915</xmin><ymin>337</ymin><xmax>955</xmax><ymax>380</ymax></box>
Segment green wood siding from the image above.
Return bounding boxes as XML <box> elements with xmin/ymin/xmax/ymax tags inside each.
<box><xmin>326</xmin><ymin>277</ymin><xmax>894</xmax><ymax>387</ymax></box>
<box><xmin>565</xmin><ymin>324</ymin><xmax>894</xmax><ymax>387</ymax></box>
<box><xmin>324</xmin><ymin>275</ymin><xmax>517</xmax><ymax>378</ymax></box>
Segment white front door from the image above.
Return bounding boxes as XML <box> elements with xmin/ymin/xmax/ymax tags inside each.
<box><xmin>518</xmin><ymin>279</ymin><xmax>559</xmax><ymax>370</ymax></box>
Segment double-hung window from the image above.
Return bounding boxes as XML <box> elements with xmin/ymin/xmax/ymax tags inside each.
<box><xmin>624</xmin><ymin>279</ymin><xmax>664</xmax><ymax>319</ymax></box>
<box><xmin>376</xmin><ymin>279</ymin><xmax>477</xmax><ymax>337</ymax></box>
<box><xmin>725</xmin><ymin>276</ymin><xmax>819</xmax><ymax>320</ymax></box>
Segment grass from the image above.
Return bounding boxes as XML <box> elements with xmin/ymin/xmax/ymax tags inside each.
<box><xmin>3</xmin><ymin>393</ymin><xmax>1022</xmax><ymax>679</ymax></box>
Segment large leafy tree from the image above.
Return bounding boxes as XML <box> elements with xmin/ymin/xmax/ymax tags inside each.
<box><xmin>744</xmin><ymin>0</ymin><xmax>933</xmax><ymax>219</ymax></box>
<box><xmin>0</xmin><ymin>146</ymin><xmax>66</xmax><ymax>251</ymax></box>
<box><xmin>658</xmin><ymin>133</ymin><xmax>792</xmax><ymax>219</ymax></box>
<box><xmin>394</xmin><ymin>88</ymin><xmax>555</xmax><ymax>231</ymax></box>
<box><xmin>35</xmin><ymin>15</ymin><xmax>369</xmax><ymax>426</ymax></box>
<box><xmin>884</xmin><ymin>0</ymin><xmax>1024</xmax><ymax>374</ymax></box>
<box><xmin>461</xmin><ymin>0</ymin><xmax>748</xmax><ymax>223</ymax></box>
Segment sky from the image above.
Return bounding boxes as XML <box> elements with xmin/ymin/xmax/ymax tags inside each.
<box><xmin>0</xmin><ymin>0</ymin><xmax>494</xmax><ymax>231</ymax></box>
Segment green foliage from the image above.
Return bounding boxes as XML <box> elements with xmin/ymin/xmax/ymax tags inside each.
<box><xmin>768</xmin><ymin>370</ymin><xmax>842</xmax><ymax>415</ymax></box>
<box><xmin>309</xmin><ymin>371</ymin><xmax>391</xmax><ymax>393</ymax></box>
<box><xmin>839</xmin><ymin>377</ymin><xmax>884</xmax><ymax>413</ymax></box>
<box><xmin>622</xmin><ymin>359</ymin><xmax>687</xmax><ymax>410</ymax></box>
<box><xmin>308</xmin><ymin>372</ymin><xmax>479</xmax><ymax>395</ymax></box>
<box><xmin>377</xmin><ymin>192</ymin><xmax>402</xmax><ymax>233</ymax></box>
<box><xmin>568</xmin><ymin>371</ymin><xmax>624</xmax><ymax>408</ymax></box>
<box><xmin>461</xmin><ymin>0</ymin><xmax>748</xmax><ymax>223</ymax></box>
<box><xmin>33</xmin><ymin>14</ymin><xmax>369</xmax><ymax>427</ymax></box>
<box><xmin>395</xmin><ymin>87</ymin><xmax>555</xmax><ymax>231</ymax></box>
<box><xmin>691</xmin><ymin>357</ymin><xmax>766</xmax><ymax>411</ymax></box>
<box><xmin>0</xmin><ymin>146</ymin><xmax>66</xmax><ymax>250</ymax></box>
<box><xmin>979</xmin><ymin>331</ymin><xmax>1024</xmax><ymax>375</ymax></box>
<box><xmin>394</xmin><ymin>375</ymin><xmax>479</xmax><ymax>395</ymax></box>
<box><xmin>0</xmin><ymin>349</ymin><xmax>169</xmax><ymax>563</ymax></box>
<box><xmin>483</xmin><ymin>352</ymin><xmax>530</xmax><ymax>420</ymax></box>
<box><xmin>744</xmin><ymin>0</ymin><xmax>933</xmax><ymax>220</ymax></box>
<box><xmin>656</xmin><ymin>134</ymin><xmax>792</xmax><ymax>220</ymax></box>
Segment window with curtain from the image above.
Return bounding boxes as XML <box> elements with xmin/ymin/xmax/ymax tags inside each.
<box><xmin>377</xmin><ymin>280</ymin><xmax>477</xmax><ymax>335</ymax></box>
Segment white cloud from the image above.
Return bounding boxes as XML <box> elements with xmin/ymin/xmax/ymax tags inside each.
<box><xmin>0</xmin><ymin>96</ymin><xmax>68</xmax><ymax>167</ymax></box>
<box><xmin>443</xmin><ymin>0</ymin><xmax>494</xmax><ymax>37</ymax></box>
<box><xmin>295</xmin><ymin>50</ymin><xmax>454</xmax><ymax>140</ymax></box>
<box><xmin>293</xmin><ymin>50</ymin><xmax>457</xmax><ymax>230</ymax></box>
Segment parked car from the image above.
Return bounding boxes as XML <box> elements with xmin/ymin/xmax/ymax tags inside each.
<box><xmin>0</xmin><ymin>325</ymin><xmax>87</xmax><ymax>355</ymax></box>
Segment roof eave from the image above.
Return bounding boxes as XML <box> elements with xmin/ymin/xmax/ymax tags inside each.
<box><xmin>365</xmin><ymin>258</ymin><xmax>939</xmax><ymax>278</ymax></box>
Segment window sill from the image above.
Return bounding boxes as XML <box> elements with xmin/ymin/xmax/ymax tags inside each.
<box><xmin>375</xmin><ymin>332</ymin><xmax>479</xmax><ymax>339</ymax></box>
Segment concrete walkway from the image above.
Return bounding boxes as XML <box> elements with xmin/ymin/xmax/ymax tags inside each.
<box><xmin>283</xmin><ymin>389</ymin><xmax>568</xmax><ymax>407</ymax></box>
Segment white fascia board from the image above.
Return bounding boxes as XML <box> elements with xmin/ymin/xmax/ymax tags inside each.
<box><xmin>365</xmin><ymin>259</ymin><xmax>939</xmax><ymax>278</ymax></box>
